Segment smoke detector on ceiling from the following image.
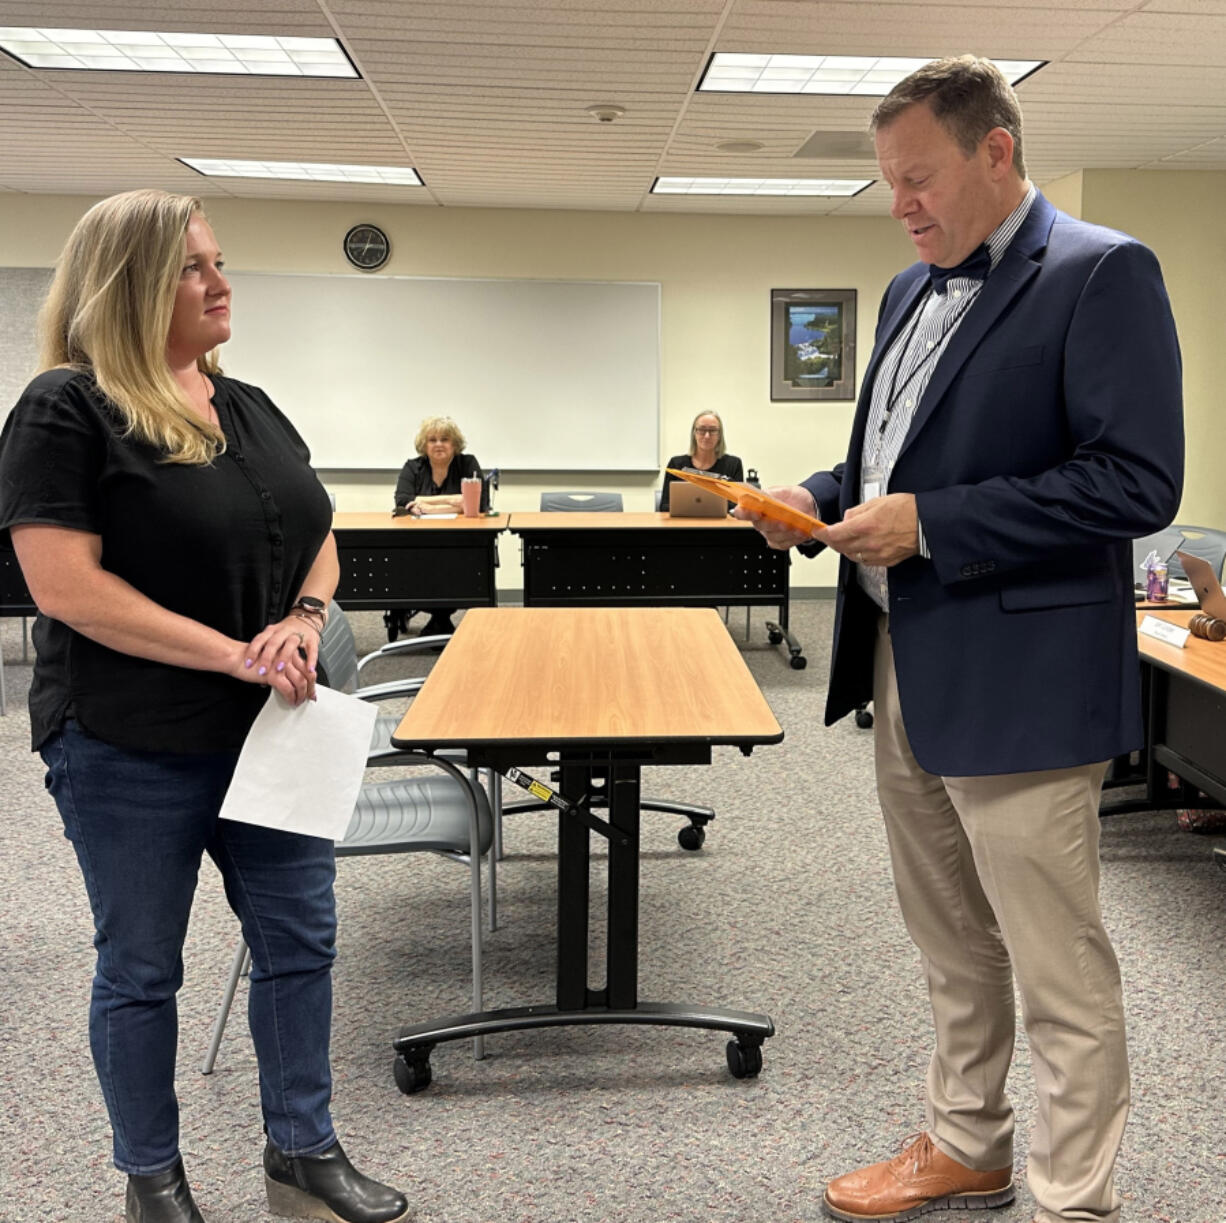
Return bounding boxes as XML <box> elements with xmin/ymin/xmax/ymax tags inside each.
<box><xmin>585</xmin><ymin>104</ymin><xmax>626</xmax><ymax>123</ymax></box>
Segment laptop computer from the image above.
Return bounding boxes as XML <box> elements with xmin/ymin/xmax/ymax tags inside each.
<box><xmin>668</xmin><ymin>481</ymin><xmax>728</xmax><ymax>518</ymax></box>
<box><xmin>1176</xmin><ymin>551</ymin><xmax>1226</xmax><ymax>620</ymax></box>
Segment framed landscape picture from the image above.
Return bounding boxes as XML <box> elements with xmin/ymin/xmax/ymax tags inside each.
<box><xmin>770</xmin><ymin>288</ymin><xmax>856</xmax><ymax>401</ymax></box>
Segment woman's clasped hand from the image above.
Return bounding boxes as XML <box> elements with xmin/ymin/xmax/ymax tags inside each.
<box><xmin>234</xmin><ymin>613</ymin><xmax>320</xmax><ymax>704</ymax></box>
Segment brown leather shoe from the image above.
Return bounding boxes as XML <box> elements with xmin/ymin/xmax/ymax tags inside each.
<box><xmin>822</xmin><ymin>1132</ymin><xmax>1014</xmax><ymax>1221</ymax></box>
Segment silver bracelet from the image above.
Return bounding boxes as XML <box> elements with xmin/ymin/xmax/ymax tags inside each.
<box><xmin>292</xmin><ymin>612</ymin><xmax>323</xmax><ymax>636</ymax></box>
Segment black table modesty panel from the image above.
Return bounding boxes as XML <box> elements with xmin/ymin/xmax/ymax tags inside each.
<box><xmin>513</xmin><ymin>520</ymin><xmax>806</xmax><ymax>667</ymax></box>
<box><xmin>0</xmin><ymin>546</ymin><xmax>36</xmax><ymax>617</ymax></box>
<box><xmin>332</xmin><ymin>523</ymin><xmax>501</xmax><ymax>613</ymax></box>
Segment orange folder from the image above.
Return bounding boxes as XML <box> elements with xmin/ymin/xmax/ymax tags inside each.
<box><xmin>666</xmin><ymin>468</ymin><xmax>826</xmax><ymax>535</ymax></box>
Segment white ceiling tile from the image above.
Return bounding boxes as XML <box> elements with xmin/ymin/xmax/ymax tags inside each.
<box><xmin>0</xmin><ymin>0</ymin><xmax>1222</xmax><ymax>212</ymax></box>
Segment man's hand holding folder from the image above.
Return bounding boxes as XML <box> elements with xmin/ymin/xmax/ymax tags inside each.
<box><xmin>667</xmin><ymin>467</ymin><xmax>826</xmax><ymax>542</ymax></box>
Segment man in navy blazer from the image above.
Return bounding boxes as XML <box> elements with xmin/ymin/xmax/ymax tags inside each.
<box><xmin>743</xmin><ymin>57</ymin><xmax>1183</xmax><ymax>1223</ymax></box>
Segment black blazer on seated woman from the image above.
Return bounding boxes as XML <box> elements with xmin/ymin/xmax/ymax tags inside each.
<box><xmin>659</xmin><ymin>453</ymin><xmax>743</xmax><ymax>512</ymax></box>
<box><xmin>394</xmin><ymin>452</ymin><xmax>489</xmax><ymax>512</ymax></box>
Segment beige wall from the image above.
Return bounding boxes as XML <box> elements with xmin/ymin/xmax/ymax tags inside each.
<box><xmin>0</xmin><ymin>193</ymin><xmax>912</xmax><ymax>588</ymax></box>
<box><xmin>2</xmin><ymin>175</ymin><xmax>1219</xmax><ymax>587</ymax></box>
<box><xmin>1040</xmin><ymin>170</ymin><xmax>1083</xmax><ymax>218</ymax></box>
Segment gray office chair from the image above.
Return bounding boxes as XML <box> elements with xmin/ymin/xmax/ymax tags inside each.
<box><xmin>202</xmin><ymin>606</ymin><xmax>495</xmax><ymax>1081</ymax></box>
<box><xmin>1166</xmin><ymin>525</ymin><xmax>1226</xmax><ymax>582</ymax></box>
<box><xmin>539</xmin><ymin>491</ymin><xmax>624</xmax><ymax>512</ymax></box>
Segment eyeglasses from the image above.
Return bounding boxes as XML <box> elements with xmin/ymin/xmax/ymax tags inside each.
<box><xmin>694</xmin><ymin>426</ymin><xmax>721</xmax><ymax>435</ymax></box>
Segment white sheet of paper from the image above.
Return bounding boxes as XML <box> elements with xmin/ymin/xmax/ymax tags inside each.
<box><xmin>220</xmin><ymin>686</ymin><xmax>379</xmax><ymax>841</ymax></box>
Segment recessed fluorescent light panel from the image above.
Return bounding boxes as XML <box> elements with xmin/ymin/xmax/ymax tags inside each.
<box><xmin>0</xmin><ymin>27</ymin><xmax>357</xmax><ymax>76</ymax></box>
<box><xmin>181</xmin><ymin>159</ymin><xmax>422</xmax><ymax>186</ymax></box>
<box><xmin>653</xmin><ymin>177</ymin><xmax>872</xmax><ymax>197</ymax></box>
<box><xmin>699</xmin><ymin>54</ymin><xmax>1043</xmax><ymax>95</ymax></box>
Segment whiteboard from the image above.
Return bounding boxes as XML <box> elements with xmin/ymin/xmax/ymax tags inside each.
<box><xmin>220</xmin><ymin>272</ymin><xmax>661</xmax><ymax>471</ymax></box>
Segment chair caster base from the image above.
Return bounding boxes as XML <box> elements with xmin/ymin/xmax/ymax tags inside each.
<box><xmin>393</xmin><ymin>1052</ymin><xmax>433</xmax><ymax>1095</ymax></box>
<box><xmin>726</xmin><ymin>1038</ymin><xmax>763</xmax><ymax>1079</ymax></box>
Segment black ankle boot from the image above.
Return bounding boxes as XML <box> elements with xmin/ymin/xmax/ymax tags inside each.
<box><xmin>125</xmin><ymin>1159</ymin><xmax>206</xmax><ymax>1223</ymax></box>
<box><xmin>263</xmin><ymin>1139</ymin><xmax>410</xmax><ymax>1223</ymax></box>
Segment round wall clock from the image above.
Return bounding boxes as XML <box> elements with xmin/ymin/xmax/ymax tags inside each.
<box><xmin>343</xmin><ymin>223</ymin><xmax>390</xmax><ymax>271</ymax></box>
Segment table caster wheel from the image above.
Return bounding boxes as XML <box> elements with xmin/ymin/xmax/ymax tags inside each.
<box><xmin>678</xmin><ymin>824</ymin><xmax>706</xmax><ymax>851</ymax></box>
<box><xmin>393</xmin><ymin>1053</ymin><xmax>432</xmax><ymax>1095</ymax></box>
<box><xmin>854</xmin><ymin>708</ymin><xmax>874</xmax><ymax>729</ymax></box>
<box><xmin>726</xmin><ymin>1039</ymin><xmax>763</xmax><ymax>1079</ymax></box>
<box><xmin>767</xmin><ymin>629</ymin><xmax>783</xmax><ymax>645</ymax></box>
<box><xmin>790</xmin><ymin>655</ymin><xmax>807</xmax><ymax>671</ymax></box>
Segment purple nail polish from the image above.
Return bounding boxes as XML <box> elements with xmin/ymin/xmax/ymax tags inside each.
<box><xmin>276</xmin><ymin>661</ymin><xmax>285</xmax><ymax>672</ymax></box>
<box><xmin>309</xmin><ymin>668</ymin><xmax>317</xmax><ymax>675</ymax></box>
<box><xmin>258</xmin><ymin>665</ymin><xmax>267</xmax><ymax>676</ymax></box>
<box><xmin>244</xmin><ymin>659</ymin><xmax>253</xmax><ymax>669</ymax></box>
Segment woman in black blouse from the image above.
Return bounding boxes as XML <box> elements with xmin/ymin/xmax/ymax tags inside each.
<box><xmin>392</xmin><ymin>416</ymin><xmax>487</xmax><ymax>638</ymax></box>
<box><xmin>659</xmin><ymin>411</ymin><xmax>744</xmax><ymax>511</ymax></box>
<box><xmin>0</xmin><ymin>192</ymin><xmax>408</xmax><ymax>1223</ymax></box>
<box><xmin>394</xmin><ymin>415</ymin><xmax>487</xmax><ymax>518</ymax></box>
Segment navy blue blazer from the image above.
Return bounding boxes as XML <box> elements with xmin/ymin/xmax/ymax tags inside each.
<box><xmin>802</xmin><ymin>193</ymin><xmax>1184</xmax><ymax>776</ymax></box>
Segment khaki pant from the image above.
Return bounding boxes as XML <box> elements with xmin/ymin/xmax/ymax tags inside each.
<box><xmin>872</xmin><ymin>617</ymin><xmax>1128</xmax><ymax>1222</ymax></box>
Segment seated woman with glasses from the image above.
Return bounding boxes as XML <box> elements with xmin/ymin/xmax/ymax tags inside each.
<box><xmin>659</xmin><ymin>411</ymin><xmax>744</xmax><ymax>511</ymax></box>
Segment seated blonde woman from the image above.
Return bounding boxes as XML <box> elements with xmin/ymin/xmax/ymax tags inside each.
<box><xmin>659</xmin><ymin>411</ymin><xmax>744</xmax><ymax>512</ymax></box>
<box><xmin>391</xmin><ymin>416</ymin><xmax>487</xmax><ymax>638</ymax></box>
<box><xmin>394</xmin><ymin>416</ymin><xmax>487</xmax><ymax>518</ymax></box>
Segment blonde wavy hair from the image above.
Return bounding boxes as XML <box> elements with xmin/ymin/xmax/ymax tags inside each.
<box><xmin>38</xmin><ymin>188</ymin><xmax>224</xmax><ymax>465</ymax></box>
<box><xmin>414</xmin><ymin>416</ymin><xmax>466</xmax><ymax>456</ymax></box>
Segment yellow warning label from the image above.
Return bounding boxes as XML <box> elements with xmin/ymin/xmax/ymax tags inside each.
<box><xmin>527</xmin><ymin>780</ymin><xmax>552</xmax><ymax>802</ymax></box>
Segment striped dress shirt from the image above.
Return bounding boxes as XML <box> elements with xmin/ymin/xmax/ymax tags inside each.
<box><xmin>857</xmin><ymin>183</ymin><xmax>1037</xmax><ymax>611</ymax></box>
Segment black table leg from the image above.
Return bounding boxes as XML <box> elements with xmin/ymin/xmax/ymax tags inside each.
<box><xmin>556</xmin><ymin>761</ymin><xmax>590</xmax><ymax>1011</ymax></box>
<box><xmin>391</xmin><ymin>755</ymin><xmax>774</xmax><ymax>1094</ymax></box>
<box><xmin>606</xmin><ymin>765</ymin><xmax>640</xmax><ymax>1010</ymax></box>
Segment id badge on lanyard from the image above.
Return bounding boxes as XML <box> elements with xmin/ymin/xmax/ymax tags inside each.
<box><xmin>862</xmin><ymin>460</ymin><xmax>887</xmax><ymax>503</ymax></box>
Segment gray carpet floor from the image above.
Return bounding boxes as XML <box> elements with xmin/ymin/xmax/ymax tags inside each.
<box><xmin>1</xmin><ymin>603</ymin><xmax>1224</xmax><ymax>1223</ymax></box>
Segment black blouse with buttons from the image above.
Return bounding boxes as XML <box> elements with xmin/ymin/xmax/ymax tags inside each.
<box><xmin>0</xmin><ymin>368</ymin><xmax>332</xmax><ymax>753</ymax></box>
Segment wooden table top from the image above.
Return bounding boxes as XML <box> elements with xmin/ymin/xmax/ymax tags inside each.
<box><xmin>1136</xmin><ymin>608</ymin><xmax>1226</xmax><ymax>693</ymax></box>
<box><xmin>507</xmin><ymin>511</ymin><xmax>756</xmax><ymax>531</ymax></box>
<box><xmin>392</xmin><ymin>606</ymin><xmax>783</xmax><ymax>751</ymax></box>
<box><xmin>332</xmin><ymin>512</ymin><xmax>507</xmax><ymax>531</ymax></box>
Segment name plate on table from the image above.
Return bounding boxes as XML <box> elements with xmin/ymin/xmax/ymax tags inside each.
<box><xmin>1140</xmin><ymin>615</ymin><xmax>1190</xmax><ymax>649</ymax></box>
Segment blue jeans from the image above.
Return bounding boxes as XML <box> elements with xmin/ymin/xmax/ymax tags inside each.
<box><xmin>41</xmin><ymin>720</ymin><xmax>338</xmax><ymax>1174</ymax></box>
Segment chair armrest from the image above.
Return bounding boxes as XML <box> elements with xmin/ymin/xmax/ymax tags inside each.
<box><xmin>366</xmin><ymin>747</ymin><xmax>436</xmax><ymax>767</ymax></box>
<box><xmin>364</xmin><ymin>747</ymin><xmax>482</xmax><ymax>803</ymax></box>
<box><xmin>354</xmin><ymin>678</ymin><xmax>427</xmax><ymax>702</ymax></box>
<box><xmin>356</xmin><ymin>636</ymin><xmax>451</xmax><ymax>678</ymax></box>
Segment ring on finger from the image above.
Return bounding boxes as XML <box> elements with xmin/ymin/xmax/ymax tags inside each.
<box><xmin>293</xmin><ymin>631</ymin><xmax>305</xmax><ymax>646</ymax></box>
